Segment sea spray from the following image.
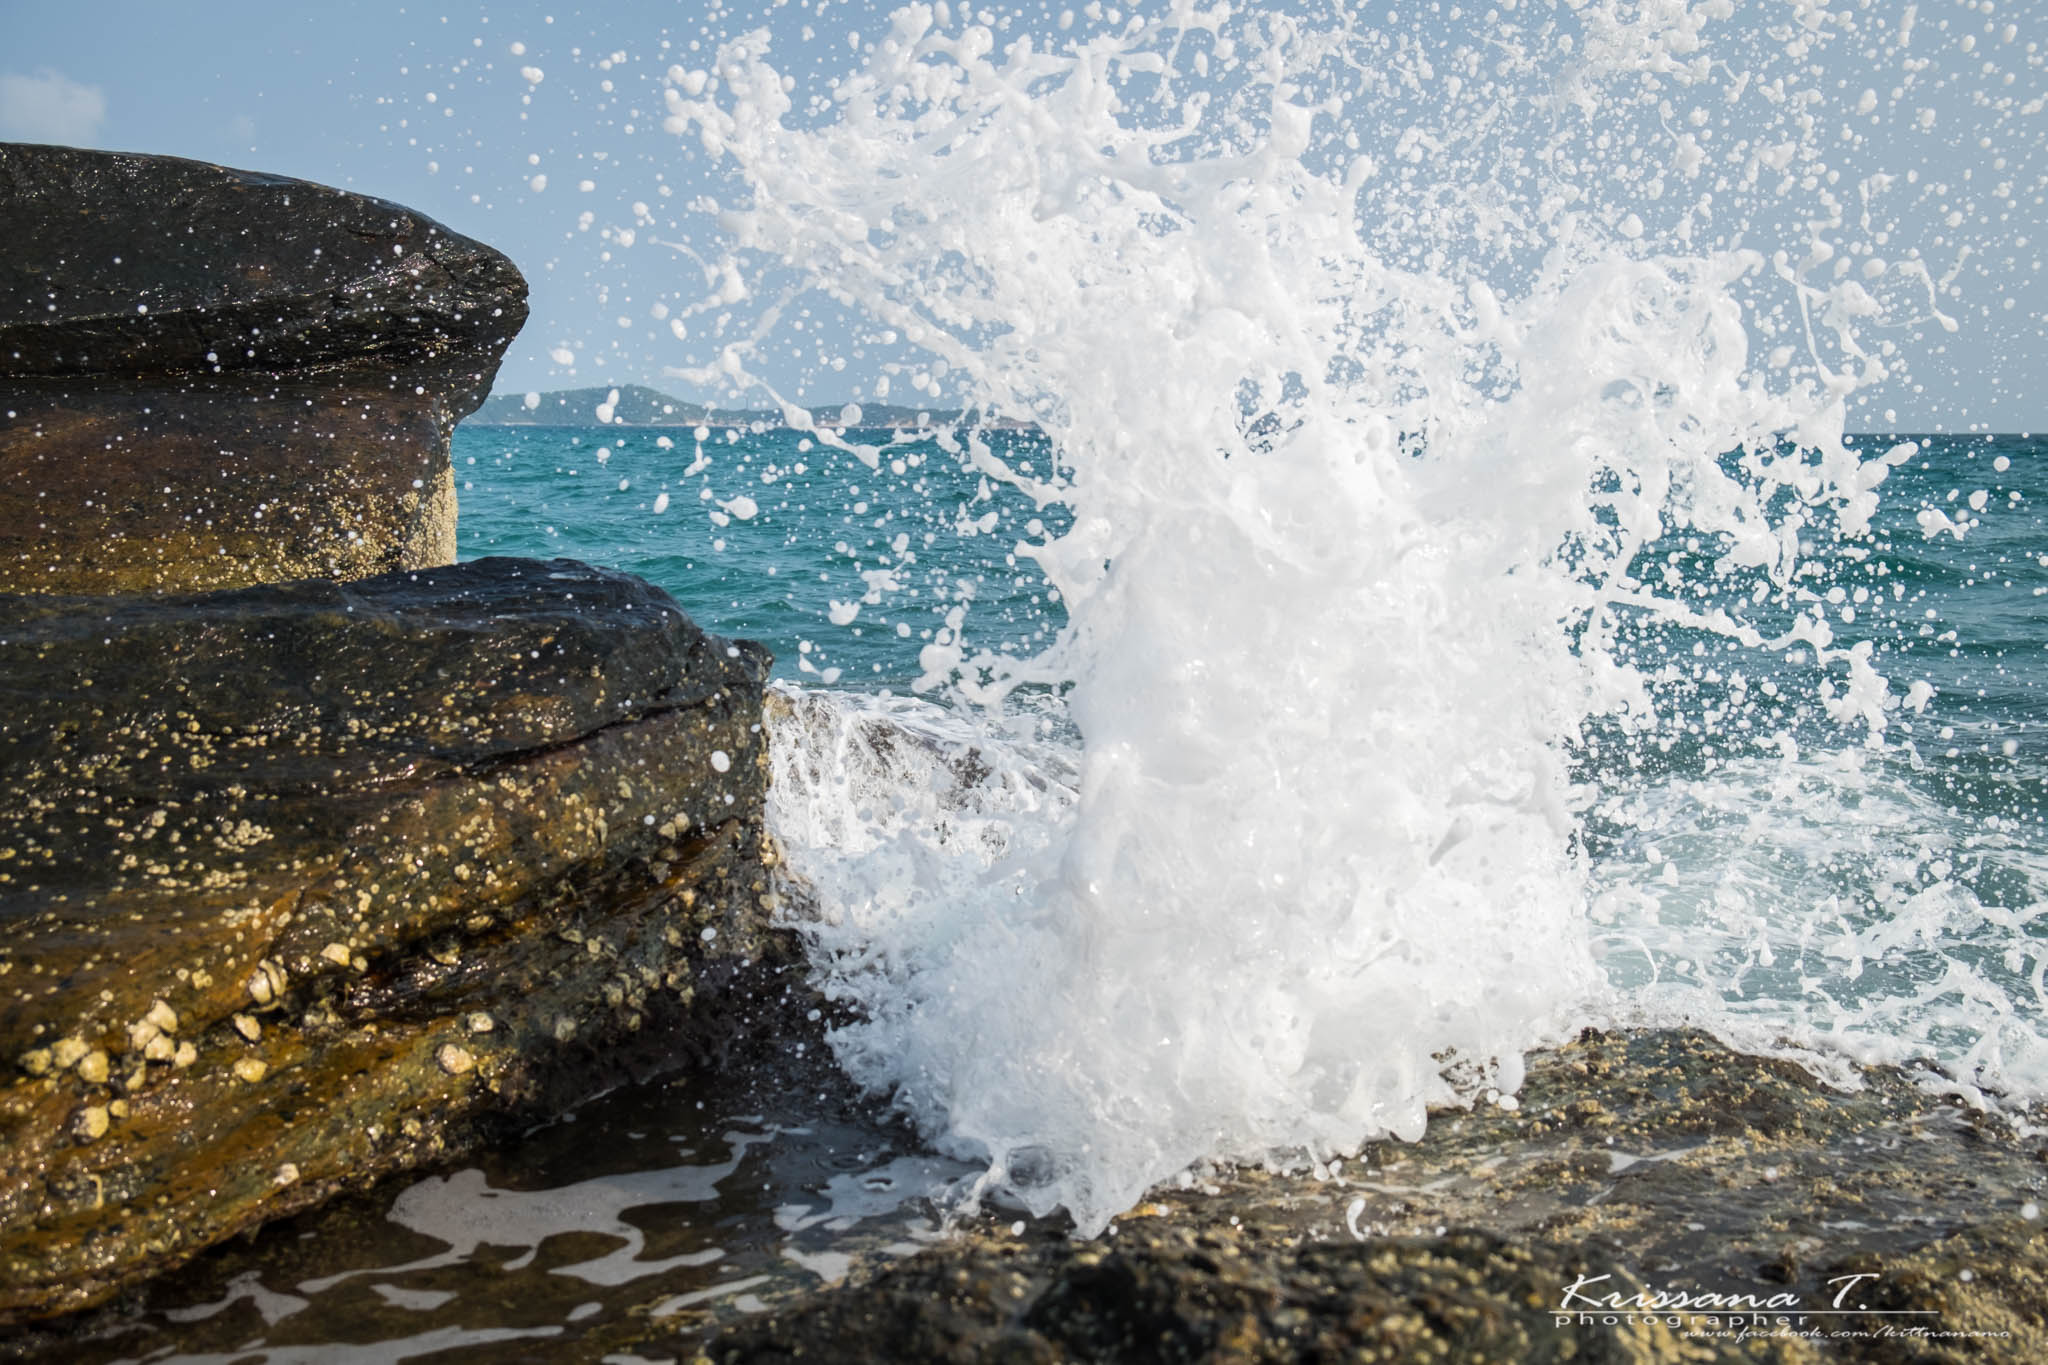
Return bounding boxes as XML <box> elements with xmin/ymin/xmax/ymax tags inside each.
<box><xmin>671</xmin><ymin>3</ymin><xmax>2034</xmax><ymax>1233</ymax></box>
<box><xmin>1588</xmin><ymin>736</ymin><xmax>2048</xmax><ymax>1098</ymax></box>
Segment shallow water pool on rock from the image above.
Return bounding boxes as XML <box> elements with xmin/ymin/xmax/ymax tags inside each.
<box><xmin>14</xmin><ymin>1048</ymin><xmax>1008</xmax><ymax>1364</ymax></box>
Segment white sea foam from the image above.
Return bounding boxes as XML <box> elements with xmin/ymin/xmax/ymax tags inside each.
<box><xmin>679</xmin><ymin>5</ymin><xmax>2035</xmax><ymax>1233</ymax></box>
<box><xmin>1587</xmin><ymin>744</ymin><xmax>2048</xmax><ymax>1102</ymax></box>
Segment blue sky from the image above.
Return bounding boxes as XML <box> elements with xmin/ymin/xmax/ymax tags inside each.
<box><xmin>2</xmin><ymin>0</ymin><xmax>830</xmax><ymax>402</ymax></box>
<box><xmin>2</xmin><ymin>0</ymin><xmax>1080</xmax><ymax>409</ymax></box>
<box><xmin>4</xmin><ymin>0</ymin><xmax>2043</xmax><ymax>431</ymax></box>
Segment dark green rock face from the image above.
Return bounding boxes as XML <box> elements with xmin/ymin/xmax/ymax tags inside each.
<box><xmin>0</xmin><ymin>558</ymin><xmax>784</xmax><ymax>1321</ymax></box>
<box><xmin>0</xmin><ymin>142</ymin><xmax>527</xmax><ymax>593</ymax></box>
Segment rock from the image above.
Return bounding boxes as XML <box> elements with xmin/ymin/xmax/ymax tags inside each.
<box><xmin>0</xmin><ymin>143</ymin><xmax>526</xmax><ymax>594</ymax></box>
<box><xmin>0</xmin><ymin>558</ymin><xmax>782</xmax><ymax>1321</ymax></box>
<box><xmin>704</xmin><ymin>1030</ymin><xmax>2048</xmax><ymax>1364</ymax></box>
<box><xmin>7</xmin><ymin>1026</ymin><xmax>2044</xmax><ymax>1361</ymax></box>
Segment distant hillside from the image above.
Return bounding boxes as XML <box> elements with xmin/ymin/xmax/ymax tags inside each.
<box><xmin>468</xmin><ymin>385</ymin><xmax>709</xmax><ymax>426</ymax></box>
<box><xmin>465</xmin><ymin>386</ymin><xmax>1030</xmax><ymax>431</ymax></box>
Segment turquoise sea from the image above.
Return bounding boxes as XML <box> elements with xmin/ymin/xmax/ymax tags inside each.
<box><xmin>457</xmin><ymin>420</ymin><xmax>2047</xmax><ymax>1078</ymax></box>
<box><xmin>454</xmin><ymin>422</ymin><xmax>1069</xmax><ymax>692</ymax></box>
<box><xmin>454</xmin><ymin>421</ymin><xmax>2042</xmax><ymax>768</ymax></box>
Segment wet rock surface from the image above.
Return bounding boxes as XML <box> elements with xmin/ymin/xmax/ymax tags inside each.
<box><xmin>701</xmin><ymin>1029</ymin><xmax>2048</xmax><ymax>1365</ymax></box>
<box><xmin>0</xmin><ymin>557</ymin><xmax>785</xmax><ymax>1322</ymax></box>
<box><xmin>6</xmin><ymin>1028</ymin><xmax>2043</xmax><ymax>1362</ymax></box>
<box><xmin>0</xmin><ymin>1034</ymin><xmax>931</xmax><ymax>1363</ymax></box>
<box><xmin>0</xmin><ymin>142</ymin><xmax>526</xmax><ymax>594</ymax></box>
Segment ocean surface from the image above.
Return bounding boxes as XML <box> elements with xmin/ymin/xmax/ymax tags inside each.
<box><xmin>455</xmin><ymin>421</ymin><xmax>2044</xmax><ymax>714</ymax></box>
<box><xmin>456</xmin><ymin>420</ymin><xmax>2047</xmax><ymax>1117</ymax></box>
<box><xmin>454</xmin><ymin>421</ymin><xmax>1070</xmax><ymax>692</ymax></box>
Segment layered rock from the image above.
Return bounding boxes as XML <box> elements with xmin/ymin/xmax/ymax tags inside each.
<box><xmin>0</xmin><ymin>143</ymin><xmax>526</xmax><ymax>594</ymax></box>
<box><xmin>0</xmin><ymin>558</ymin><xmax>783</xmax><ymax>1320</ymax></box>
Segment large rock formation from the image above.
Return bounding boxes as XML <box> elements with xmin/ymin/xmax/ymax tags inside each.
<box><xmin>0</xmin><ymin>559</ymin><xmax>784</xmax><ymax>1320</ymax></box>
<box><xmin>0</xmin><ymin>143</ymin><xmax>526</xmax><ymax>594</ymax></box>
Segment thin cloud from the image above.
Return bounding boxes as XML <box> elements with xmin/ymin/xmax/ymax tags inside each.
<box><xmin>0</xmin><ymin>68</ymin><xmax>108</xmax><ymax>145</ymax></box>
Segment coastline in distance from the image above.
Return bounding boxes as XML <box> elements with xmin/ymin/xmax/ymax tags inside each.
<box><xmin>465</xmin><ymin>383</ymin><xmax>1039</xmax><ymax>431</ymax></box>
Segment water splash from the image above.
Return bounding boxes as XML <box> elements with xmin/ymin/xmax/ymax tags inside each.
<box><xmin>673</xmin><ymin>4</ymin><xmax>2038</xmax><ymax>1233</ymax></box>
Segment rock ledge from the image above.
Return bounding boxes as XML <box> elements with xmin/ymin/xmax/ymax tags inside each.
<box><xmin>0</xmin><ymin>558</ymin><xmax>781</xmax><ymax>1321</ymax></box>
<box><xmin>0</xmin><ymin>142</ymin><xmax>527</xmax><ymax>594</ymax></box>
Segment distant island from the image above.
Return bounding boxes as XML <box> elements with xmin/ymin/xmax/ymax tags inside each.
<box><xmin>463</xmin><ymin>384</ymin><xmax>1036</xmax><ymax>431</ymax></box>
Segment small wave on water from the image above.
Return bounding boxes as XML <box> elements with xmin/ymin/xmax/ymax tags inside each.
<box><xmin>478</xmin><ymin>2</ymin><xmax>2046</xmax><ymax>1238</ymax></box>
